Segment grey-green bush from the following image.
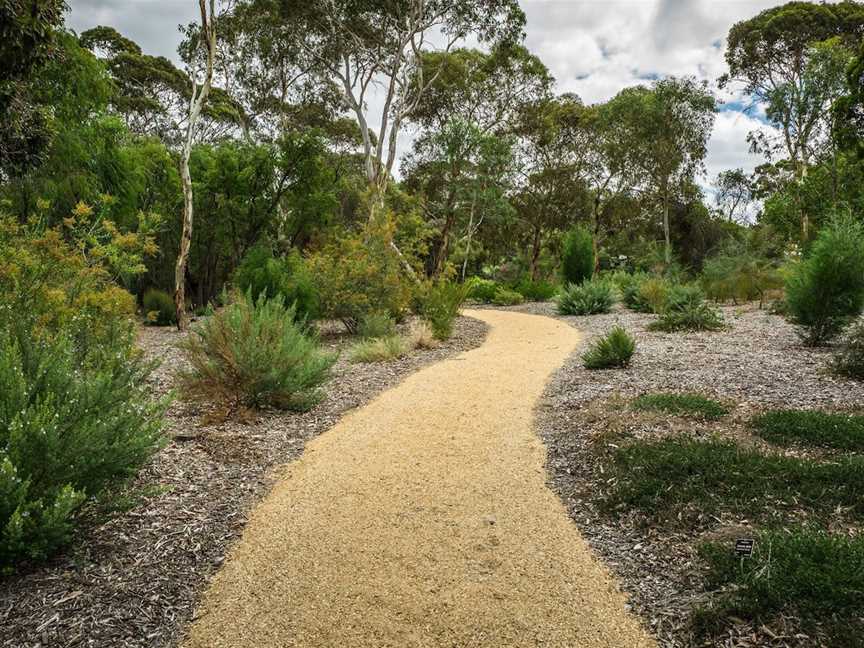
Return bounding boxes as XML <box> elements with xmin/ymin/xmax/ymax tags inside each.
<box><xmin>786</xmin><ymin>214</ymin><xmax>864</xmax><ymax>345</ymax></box>
<box><xmin>180</xmin><ymin>292</ymin><xmax>336</xmax><ymax>416</ymax></box>
<box><xmin>418</xmin><ymin>281</ymin><xmax>469</xmax><ymax>340</ymax></box>
<box><xmin>561</xmin><ymin>226</ymin><xmax>594</xmax><ymax>286</ymax></box>
<box><xmin>582</xmin><ymin>326</ymin><xmax>636</xmax><ymax>369</ymax></box>
<box><xmin>557</xmin><ymin>279</ymin><xmax>615</xmax><ymax>316</ymax></box>
<box><xmin>357</xmin><ymin>311</ymin><xmax>396</xmax><ymax>340</ymax></box>
<box><xmin>832</xmin><ymin>321</ymin><xmax>864</xmax><ymax>380</ymax></box>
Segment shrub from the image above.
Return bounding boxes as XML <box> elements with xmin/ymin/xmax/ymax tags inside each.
<box><xmin>697</xmin><ymin>529</ymin><xmax>864</xmax><ymax>643</ymax></box>
<box><xmin>348</xmin><ymin>335</ymin><xmax>409</xmax><ymax>363</ymax></box>
<box><xmin>619</xmin><ymin>272</ymin><xmax>650</xmax><ymax>310</ymax></box>
<box><xmin>557</xmin><ymin>279</ymin><xmax>615</xmax><ymax>316</ymax></box>
<box><xmin>785</xmin><ymin>214</ymin><xmax>864</xmax><ymax>345</ymax></box>
<box><xmin>0</xmin><ymin>324</ymin><xmax>166</xmax><ymax>571</ymax></box>
<box><xmin>234</xmin><ymin>245</ymin><xmax>319</xmax><ymax>323</ymax></box>
<box><xmin>649</xmin><ymin>290</ymin><xmax>726</xmax><ymax>333</ymax></box>
<box><xmin>701</xmin><ymin>244</ymin><xmax>783</xmax><ymax>305</ymax></box>
<box><xmin>626</xmin><ymin>276</ymin><xmax>669</xmax><ymax>314</ymax></box>
<box><xmin>142</xmin><ymin>288</ymin><xmax>176</xmax><ymax>326</ymax></box>
<box><xmin>179</xmin><ymin>292</ymin><xmax>336</xmax><ymax>416</ymax></box>
<box><xmin>582</xmin><ymin>326</ymin><xmax>636</xmax><ymax>369</ymax></box>
<box><xmin>751</xmin><ymin>409</ymin><xmax>864</xmax><ymax>451</ymax></box>
<box><xmin>492</xmin><ymin>287</ymin><xmax>524</xmax><ymax>306</ymax></box>
<box><xmin>603</xmin><ymin>438</ymin><xmax>864</xmax><ymax>523</ymax></box>
<box><xmin>357</xmin><ymin>311</ymin><xmax>396</xmax><ymax>340</ymax></box>
<box><xmin>417</xmin><ymin>281</ymin><xmax>469</xmax><ymax>341</ymax></box>
<box><xmin>466</xmin><ymin>277</ymin><xmax>499</xmax><ymax>303</ymax></box>
<box><xmin>561</xmin><ymin>226</ymin><xmax>594</xmax><ymax>286</ymax></box>
<box><xmin>832</xmin><ymin>321</ymin><xmax>864</xmax><ymax>380</ymax></box>
<box><xmin>405</xmin><ymin>320</ymin><xmax>438</xmax><ymax>350</ymax></box>
<box><xmin>512</xmin><ymin>279</ymin><xmax>558</xmax><ymax>302</ymax></box>
<box><xmin>307</xmin><ymin>221</ymin><xmax>413</xmax><ymax>333</ymax></box>
<box><xmin>632</xmin><ymin>393</ymin><xmax>729</xmax><ymax>420</ymax></box>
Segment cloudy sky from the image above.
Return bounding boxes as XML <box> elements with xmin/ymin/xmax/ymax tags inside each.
<box><xmin>66</xmin><ymin>0</ymin><xmax>790</xmax><ymax>187</ymax></box>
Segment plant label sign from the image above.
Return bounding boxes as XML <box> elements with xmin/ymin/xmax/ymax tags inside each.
<box><xmin>735</xmin><ymin>538</ymin><xmax>755</xmax><ymax>557</ymax></box>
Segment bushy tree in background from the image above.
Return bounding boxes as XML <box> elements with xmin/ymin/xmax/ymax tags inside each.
<box><xmin>561</xmin><ymin>226</ymin><xmax>594</xmax><ymax>285</ymax></box>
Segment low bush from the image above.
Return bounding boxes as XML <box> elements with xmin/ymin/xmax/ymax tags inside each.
<box><xmin>785</xmin><ymin>214</ymin><xmax>864</xmax><ymax>346</ymax></box>
<box><xmin>0</xmin><ymin>324</ymin><xmax>166</xmax><ymax>571</ymax></box>
<box><xmin>417</xmin><ymin>281</ymin><xmax>469</xmax><ymax>340</ymax></box>
<box><xmin>142</xmin><ymin>288</ymin><xmax>176</xmax><ymax>326</ymax></box>
<box><xmin>357</xmin><ymin>311</ymin><xmax>396</xmax><ymax>340</ymax></box>
<box><xmin>603</xmin><ymin>438</ymin><xmax>864</xmax><ymax>523</ymax></box>
<box><xmin>512</xmin><ymin>279</ymin><xmax>558</xmax><ymax>302</ymax></box>
<box><xmin>180</xmin><ymin>292</ymin><xmax>336</xmax><ymax>416</ymax></box>
<box><xmin>582</xmin><ymin>326</ymin><xmax>636</xmax><ymax>370</ymax></box>
<box><xmin>557</xmin><ymin>279</ymin><xmax>615</xmax><ymax>316</ymax></box>
<box><xmin>632</xmin><ymin>393</ymin><xmax>729</xmax><ymax>420</ymax></box>
<box><xmin>619</xmin><ymin>272</ymin><xmax>650</xmax><ymax>310</ymax></box>
<box><xmin>348</xmin><ymin>335</ymin><xmax>409</xmax><ymax>363</ymax></box>
<box><xmin>561</xmin><ymin>226</ymin><xmax>594</xmax><ymax>286</ymax></box>
<box><xmin>696</xmin><ymin>529</ymin><xmax>864</xmax><ymax>644</ymax></box>
<box><xmin>751</xmin><ymin>409</ymin><xmax>864</xmax><ymax>451</ymax></box>
<box><xmin>466</xmin><ymin>277</ymin><xmax>499</xmax><ymax>303</ymax></box>
<box><xmin>649</xmin><ymin>295</ymin><xmax>725</xmax><ymax>333</ymax></box>
<box><xmin>405</xmin><ymin>320</ymin><xmax>438</xmax><ymax>350</ymax></box>
<box><xmin>627</xmin><ymin>276</ymin><xmax>669</xmax><ymax>314</ymax></box>
<box><xmin>492</xmin><ymin>287</ymin><xmax>524</xmax><ymax>306</ymax></box>
<box><xmin>832</xmin><ymin>321</ymin><xmax>864</xmax><ymax>380</ymax></box>
<box><xmin>701</xmin><ymin>244</ymin><xmax>783</xmax><ymax>306</ymax></box>
<box><xmin>234</xmin><ymin>245</ymin><xmax>319</xmax><ymax>323</ymax></box>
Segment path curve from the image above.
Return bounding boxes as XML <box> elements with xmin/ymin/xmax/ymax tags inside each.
<box><xmin>185</xmin><ymin>309</ymin><xmax>654</xmax><ymax>648</ymax></box>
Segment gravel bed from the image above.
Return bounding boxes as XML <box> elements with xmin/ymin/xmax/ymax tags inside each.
<box><xmin>524</xmin><ymin>302</ymin><xmax>864</xmax><ymax>648</ymax></box>
<box><xmin>0</xmin><ymin>316</ymin><xmax>488</xmax><ymax>648</ymax></box>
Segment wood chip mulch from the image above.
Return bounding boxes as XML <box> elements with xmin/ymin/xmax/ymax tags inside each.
<box><xmin>522</xmin><ymin>302</ymin><xmax>864</xmax><ymax>648</ymax></box>
<box><xmin>0</xmin><ymin>316</ymin><xmax>488</xmax><ymax>648</ymax></box>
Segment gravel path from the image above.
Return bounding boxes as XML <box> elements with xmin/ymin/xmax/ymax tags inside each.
<box><xmin>184</xmin><ymin>309</ymin><xmax>654</xmax><ymax>648</ymax></box>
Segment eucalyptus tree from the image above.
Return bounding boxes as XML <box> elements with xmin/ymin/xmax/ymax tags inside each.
<box><xmin>713</xmin><ymin>168</ymin><xmax>755</xmax><ymax>224</ymax></box>
<box><xmin>721</xmin><ymin>1</ymin><xmax>864</xmax><ymax>239</ymax></box>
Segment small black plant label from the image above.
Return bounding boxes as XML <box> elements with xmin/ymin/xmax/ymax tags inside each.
<box><xmin>734</xmin><ymin>538</ymin><xmax>755</xmax><ymax>557</ymax></box>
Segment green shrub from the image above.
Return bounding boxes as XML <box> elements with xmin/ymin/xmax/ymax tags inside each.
<box><xmin>234</xmin><ymin>245</ymin><xmax>319</xmax><ymax>323</ymax></box>
<box><xmin>142</xmin><ymin>288</ymin><xmax>176</xmax><ymax>326</ymax></box>
<box><xmin>582</xmin><ymin>326</ymin><xmax>636</xmax><ymax>369</ymax></box>
<box><xmin>786</xmin><ymin>214</ymin><xmax>864</xmax><ymax>345</ymax></box>
<box><xmin>697</xmin><ymin>529</ymin><xmax>864</xmax><ymax>643</ymax></box>
<box><xmin>619</xmin><ymin>272</ymin><xmax>650</xmax><ymax>310</ymax></box>
<box><xmin>0</xmin><ymin>324</ymin><xmax>166</xmax><ymax>571</ymax></box>
<box><xmin>357</xmin><ymin>311</ymin><xmax>396</xmax><ymax>340</ymax></box>
<box><xmin>418</xmin><ymin>281</ymin><xmax>469</xmax><ymax>341</ymax></box>
<box><xmin>561</xmin><ymin>226</ymin><xmax>594</xmax><ymax>286</ymax></box>
<box><xmin>832</xmin><ymin>321</ymin><xmax>864</xmax><ymax>380</ymax></box>
<box><xmin>603</xmin><ymin>438</ymin><xmax>864</xmax><ymax>523</ymax></box>
<box><xmin>180</xmin><ymin>292</ymin><xmax>336</xmax><ymax>416</ymax></box>
<box><xmin>665</xmin><ymin>283</ymin><xmax>706</xmax><ymax>311</ymax></box>
<box><xmin>649</xmin><ymin>294</ymin><xmax>725</xmax><ymax>332</ymax></box>
<box><xmin>512</xmin><ymin>279</ymin><xmax>558</xmax><ymax>302</ymax></box>
<box><xmin>492</xmin><ymin>287</ymin><xmax>524</xmax><ymax>306</ymax></box>
<box><xmin>632</xmin><ymin>393</ymin><xmax>729</xmax><ymax>420</ymax></box>
<box><xmin>466</xmin><ymin>277</ymin><xmax>499</xmax><ymax>303</ymax></box>
<box><xmin>557</xmin><ymin>279</ymin><xmax>615</xmax><ymax>316</ymax></box>
<box><xmin>701</xmin><ymin>244</ymin><xmax>783</xmax><ymax>305</ymax></box>
<box><xmin>751</xmin><ymin>409</ymin><xmax>864</xmax><ymax>451</ymax></box>
<box><xmin>626</xmin><ymin>276</ymin><xmax>670</xmax><ymax>313</ymax></box>
<box><xmin>347</xmin><ymin>334</ymin><xmax>409</xmax><ymax>363</ymax></box>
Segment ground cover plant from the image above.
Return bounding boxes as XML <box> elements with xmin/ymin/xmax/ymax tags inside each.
<box><xmin>752</xmin><ymin>409</ymin><xmax>864</xmax><ymax>451</ymax></box>
<box><xmin>180</xmin><ymin>292</ymin><xmax>336</xmax><ymax>417</ymax></box>
<box><xmin>648</xmin><ymin>286</ymin><xmax>726</xmax><ymax>332</ymax></box>
<box><xmin>491</xmin><ymin>287</ymin><xmax>524</xmax><ymax>306</ymax></box>
<box><xmin>557</xmin><ymin>279</ymin><xmax>615</xmax><ymax>316</ymax></box>
<box><xmin>631</xmin><ymin>393</ymin><xmax>729</xmax><ymax>420</ymax></box>
<box><xmin>582</xmin><ymin>326</ymin><xmax>635</xmax><ymax>369</ymax></box>
<box><xmin>832</xmin><ymin>321</ymin><xmax>864</xmax><ymax>380</ymax></box>
<box><xmin>348</xmin><ymin>335</ymin><xmax>409</xmax><ymax>363</ymax></box>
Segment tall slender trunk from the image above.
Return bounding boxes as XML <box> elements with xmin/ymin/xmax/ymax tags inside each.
<box><xmin>662</xmin><ymin>186</ymin><xmax>671</xmax><ymax>266</ymax></box>
<box><xmin>175</xmin><ymin>0</ymin><xmax>216</xmax><ymax>331</ymax></box>
<box><xmin>592</xmin><ymin>194</ymin><xmax>603</xmax><ymax>275</ymax></box>
<box><xmin>530</xmin><ymin>226</ymin><xmax>542</xmax><ymax>281</ymax></box>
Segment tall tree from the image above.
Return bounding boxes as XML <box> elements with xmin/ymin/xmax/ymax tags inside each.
<box><xmin>175</xmin><ymin>0</ymin><xmax>217</xmax><ymax>330</ymax></box>
<box><xmin>721</xmin><ymin>0</ymin><xmax>864</xmax><ymax>239</ymax></box>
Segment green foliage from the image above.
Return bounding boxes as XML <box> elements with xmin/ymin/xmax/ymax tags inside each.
<box><xmin>832</xmin><ymin>321</ymin><xmax>864</xmax><ymax>380</ymax></box>
<box><xmin>356</xmin><ymin>311</ymin><xmax>396</xmax><ymax>340</ymax></box>
<box><xmin>701</xmin><ymin>243</ymin><xmax>784</xmax><ymax>305</ymax></box>
<box><xmin>308</xmin><ymin>218</ymin><xmax>414</xmax><ymax>333</ymax></box>
<box><xmin>466</xmin><ymin>277</ymin><xmax>499</xmax><ymax>303</ymax></box>
<box><xmin>179</xmin><ymin>292</ymin><xmax>336</xmax><ymax>417</ymax></box>
<box><xmin>785</xmin><ymin>214</ymin><xmax>864</xmax><ymax>345</ymax></box>
<box><xmin>697</xmin><ymin>529</ymin><xmax>864</xmax><ymax>644</ymax></box>
<box><xmin>649</xmin><ymin>287</ymin><xmax>726</xmax><ymax>333</ymax></box>
<box><xmin>751</xmin><ymin>409</ymin><xmax>864</xmax><ymax>451</ymax></box>
<box><xmin>233</xmin><ymin>245</ymin><xmax>319</xmax><ymax>323</ymax></box>
<box><xmin>582</xmin><ymin>326</ymin><xmax>635</xmax><ymax>370</ymax></box>
<box><xmin>603</xmin><ymin>438</ymin><xmax>864</xmax><ymax>523</ymax></box>
<box><xmin>629</xmin><ymin>276</ymin><xmax>670</xmax><ymax>314</ymax></box>
<box><xmin>561</xmin><ymin>226</ymin><xmax>594</xmax><ymax>286</ymax></box>
<box><xmin>417</xmin><ymin>281</ymin><xmax>468</xmax><ymax>340</ymax></box>
<box><xmin>347</xmin><ymin>335</ymin><xmax>409</xmax><ymax>364</ymax></box>
<box><xmin>512</xmin><ymin>278</ymin><xmax>557</xmax><ymax>301</ymax></box>
<box><xmin>632</xmin><ymin>393</ymin><xmax>729</xmax><ymax>420</ymax></box>
<box><xmin>491</xmin><ymin>287</ymin><xmax>524</xmax><ymax>306</ymax></box>
<box><xmin>557</xmin><ymin>279</ymin><xmax>615</xmax><ymax>316</ymax></box>
<box><xmin>142</xmin><ymin>288</ymin><xmax>176</xmax><ymax>326</ymax></box>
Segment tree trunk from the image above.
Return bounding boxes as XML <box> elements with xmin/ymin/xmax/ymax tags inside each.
<box><xmin>174</xmin><ymin>0</ymin><xmax>216</xmax><ymax>331</ymax></box>
<box><xmin>530</xmin><ymin>227</ymin><xmax>542</xmax><ymax>281</ymax></box>
<box><xmin>592</xmin><ymin>194</ymin><xmax>603</xmax><ymax>275</ymax></box>
<box><xmin>662</xmin><ymin>189</ymin><xmax>672</xmax><ymax>266</ymax></box>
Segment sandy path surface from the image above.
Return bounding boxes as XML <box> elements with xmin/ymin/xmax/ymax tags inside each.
<box><xmin>184</xmin><ymin>309</ymin><xmax>654</xmax><ymax>648</ymax></box>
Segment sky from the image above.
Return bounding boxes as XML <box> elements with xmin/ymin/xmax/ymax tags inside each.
<box><xmin>65</xmin><ymin>0</ymin><xmax>791</xmax><ymax>189</ymax></box>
